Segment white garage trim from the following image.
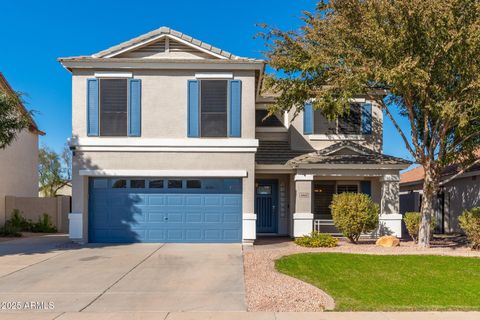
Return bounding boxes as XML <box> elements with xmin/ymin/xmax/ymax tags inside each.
<box><xmin>79</xmin><ymin>169</ymin><xmax>248</xmax><ymax>177</ymax></box>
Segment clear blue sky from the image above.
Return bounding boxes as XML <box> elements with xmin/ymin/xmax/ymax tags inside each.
<box><xmin>0</xmin><ymin>0</ymin><xmax>413</xmax><ymax>164</ymax></box>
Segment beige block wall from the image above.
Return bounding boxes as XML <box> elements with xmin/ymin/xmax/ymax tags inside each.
<box><xmin>4</xmin><ymin>196</ymin><xmax>70</xmax><ymax>233</ymax></box>
<box><xmin>0</xmin><ymin>130</ymin><xmax>39</xmax><ymax>225</ymax></box>
<box><xmin>444</xmin><ymin>175</ymin><xmax>480</xmax><ymax>232</ymax></box>
<box><xmin>72</xmin><ymin>151</ymin><xmax>256</xmax><ymax>241</ymax></box>
<box><xmin>288</xmin><ymin>102</ymin><xmax>383</xmax><ymax>152</ymax></box>
<box><xmin>71</xmin><ymin>69</ymin><xmax>257</xmax><ymax>140</ymax></box>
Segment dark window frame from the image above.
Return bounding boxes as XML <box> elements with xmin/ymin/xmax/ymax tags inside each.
<box><xmin>313</xmin><ymin>103</ymin><xmax>362</xmax><ymax>135</ymax></box>
<box><xmin>99</xmin><ymin>78</ymin><xmax>129</xmax><ymax>137</ymax></box>
<box><xmin>199</xmin><ymin>80</ymin><xmax>229</xmax><ymax>137</ymax></box>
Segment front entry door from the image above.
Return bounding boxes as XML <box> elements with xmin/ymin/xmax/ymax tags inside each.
<box><xmin>255</xmin><ymin>179</ymin><xmax>278</xmax><ymax>233</ymax></box>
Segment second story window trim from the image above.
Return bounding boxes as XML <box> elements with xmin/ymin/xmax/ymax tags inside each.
<box><xmin>87</xmin><ymin>75</ymin><xmax>141</xmax><ymax>138</ymax></box>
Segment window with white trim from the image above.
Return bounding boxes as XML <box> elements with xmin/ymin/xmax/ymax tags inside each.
<box><xmin>200</xmin><ymin>80</ymin><xmax>228</xmax><ymax>137</ymax></box>
<box><xmin>314</xmin><ymin>103</ymin><xmax>362</xmax><ymax>135</ymax></box>
<box><xmin>99</xmin><ymin>79</ymin><xmax>128</xmax><ymax>136</ymax></box>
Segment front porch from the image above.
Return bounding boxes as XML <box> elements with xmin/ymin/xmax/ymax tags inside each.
<box><xmin>254</xmin><ymin>141</ymin><xmax>411</xmax><ymax>240</ymax></box>
<box><xmin>292</xmin><ymin>172</ymin><xmax>403</xmax><ymax>238</ymax></box>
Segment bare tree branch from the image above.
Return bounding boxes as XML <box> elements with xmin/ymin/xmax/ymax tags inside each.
<box><xmin>440</xmin><ymin>158</ymin><xmax>480</xmax><ymax>186</ymax></box>
<box><xmin>382</xmin><ymin>102</ymin><xmax>417</xmax><ymax>160</ymax></box>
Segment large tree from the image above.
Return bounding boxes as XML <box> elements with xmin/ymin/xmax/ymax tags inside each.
<box><xmin>0</xmin><ymin>91</ymin><xmax>30</xmax><ymax>149</ymax></box>
<box><xmin>39</xmin><ymin>144</ymin><xmax>71</xmax><ymax>197</ymax></box>
<box><xmin>260</xmin><ymin>0</ymin><xmax>480</xmax><ymax>247</ymax></box>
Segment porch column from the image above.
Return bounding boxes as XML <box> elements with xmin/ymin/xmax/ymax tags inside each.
<box><xmin>293</xmin><ymin>174</ymin><xmax>314</xmax><ymax>237</ymax></box>
<box><xmin>379</xmin><ymin>174</ymin><xmax>402</xmax><ymax>237</ymax></box>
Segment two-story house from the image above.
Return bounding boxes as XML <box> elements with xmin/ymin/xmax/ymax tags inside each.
<box><xmin>59</xmin><ymin>27</ymin><xmax>410</xmax><ymax>244</ymax></box>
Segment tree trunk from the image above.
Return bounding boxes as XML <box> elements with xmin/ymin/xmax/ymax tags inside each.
<box><xmin>418</xmin><ymin>168</ymin><xmax>435</xmax><ymax>248</ymax></box>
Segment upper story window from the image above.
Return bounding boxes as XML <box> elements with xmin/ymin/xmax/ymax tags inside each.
<box><xmin>187</xmin><ymin>78</ymin><xmax>241</xmax><ymax>138</ymax></box>
<box><xmin>255</xmin><ymin>110</ymin><xmax>284</xmax><ymax>127</ymax></box>
<box><xmin>200</xmin><ymin>80</ymin><xmax>228</xmax><ymax>137</ymax></box>
<box><xmin>99</xmin><ymin>79</ymin><xmax>128</xmax><ymax>136</ymax></box>
<box><xmin>86</xmin><ymin>77</ymin><xmax>141</xmax><ymax>137</ymax></box>
<box><xmin>314</xmin><ymin>103</ymin><xmax>361</xmax><ymax>135</ymax></box>
<box><xmin>304</xmin><ymin>102</ymin><xmax>371</xmax><ymax>136</ymax></box>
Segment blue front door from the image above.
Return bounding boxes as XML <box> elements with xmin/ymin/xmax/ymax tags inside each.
<box><xmin>255</xmin><ymin>179</ymin><xmax>278</xmax><ymax>233</ymax></box>
<box><xmin>88</xmin><ymin>177</ymin><xmax>242</xmax><ymax>243</ymax></box>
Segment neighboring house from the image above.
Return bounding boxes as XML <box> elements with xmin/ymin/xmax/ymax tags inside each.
<box><xmin>0</xmin><ymin>72</ymin><xmax>45</xmax><ymax>224</ymax></box>
<box><xmin>59</xmin><ymin>27</ymin><xmax>410</xmax><ymax>244</ymax></box>
<box><xmin>400</xmin><ymin>155</ymin><xmax>480</xmax><ymax>234</ymax></box>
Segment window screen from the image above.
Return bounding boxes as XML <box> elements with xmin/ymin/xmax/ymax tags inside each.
<box><xmin>200</xmin><ymin>80</ymin><xmax>228</xmax><ymax>137</ymax></box>
<box><xmin>313</xmin><ymin>183</ymin><xmax>335</xmax><ymax>219</ymax></box>
<box><xmin>100</xmin><ymin>79</ymin><xmax>128</xmax><ymax>136</ymax></box>
<box><xmin>313</xmin><ymin>110</ymin><xmax>337</xmax><ymax>134</ymax></box>
<box><xmin>337</xmin><ymin>184</ymin><xmax>358</xmax><ymax>193</ymax></box>
<box><xmin>338</xmin><ymin>103</ymin><xmax>361</xmax><ymax>134</ymax></box>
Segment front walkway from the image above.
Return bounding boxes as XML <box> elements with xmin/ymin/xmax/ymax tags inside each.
<box><xmin>243</xmin><ymin>237</ymin><xmax>480</xmax><ymax>312</ymax></box>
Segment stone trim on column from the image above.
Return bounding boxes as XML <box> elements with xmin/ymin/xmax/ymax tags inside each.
<box><xmin>379</xmin><ymin>174</ymin><xmax>402</xmax><ymax>237</ymax></box>
<box><xmin>293</xmin><ymin>212</ymin><xmax>314</xmax><ymax>237</ymax></box>
<box><xmin>242</xmin><ymin>213</ymin><xmax>257</xmax><ymax>244</ymax></box>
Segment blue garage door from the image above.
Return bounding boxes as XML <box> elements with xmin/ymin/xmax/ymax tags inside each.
<box><xmin>88</xmin><ymin>178</ymin><xmax>242</xmax><ymax>243</ymax></box>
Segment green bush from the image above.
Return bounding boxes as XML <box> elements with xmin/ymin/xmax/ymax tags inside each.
<box><xmin>30</xmin><ymin>214</ymin><xmax>57</xmax><ymax>233</ymax></box>
<box><xmin>295</xmin><ymin>231</ymin><xmax>338</xmax><ymax>248</ymax></box>
<box><xmin>330</xmin><ymin>193</ymin><xmax>379</xmax><ymax>243</ymax></box>
<box><xmin>8</xmin><ymin>209</ymin><xmax>30</xmax><ymax>230</ymax></box>
<box><xmin>2</xmin><ymin>210</ymin><xmax>57</xmax><ymax>235</ymax></box>
<box><xmin>0</xmin><ymin>223</ymin><xmax>21</xmax><ymax>237</ymax></box>
<box><xmin>403</xmin><ymin>212</ymin><xmax>436</xmax><ymax>243</ymax></box>
<box><xmin>459</xmin><ymin>207</ymin><xmax>480</xmax><ymax>250</ymax></box>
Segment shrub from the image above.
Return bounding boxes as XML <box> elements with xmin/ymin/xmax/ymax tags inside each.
<box><xmin>0</xmin><ymin>223</ymin><xmax>21</xmax><ymax>237</ymax></box>
<box><xmin>403</xmin><ymin>212</ymin><xmax>436</xmax><ymax>243</ymax></box>
<box><xmin>30</xmin><ymin>214</ymin><xmax>57</xmax><ymax>233</ymax></box>
<box><xmin>8</xmin><ymin>209</ymin><xmax>30</xmax><ymax>230</ymax></box>
<box><xmin>459</xmin><ymin>207</ymin><xmax>480</xmax><ymax>250</ymax></box>
<box><xmin>295</xmin><ymin>231</ymin><xmax>338</xmax><ymax>248</ymax></box>
<box><xmin>330</xmin><ymin>193</ymin><xmax>379</xmax><ymax>243</ymax></box>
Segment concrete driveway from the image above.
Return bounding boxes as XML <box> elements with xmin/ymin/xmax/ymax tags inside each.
<box><xmin>0</xmin><ymin>235</ymin><xmax>246</xmax><ymax>314</ymax></box>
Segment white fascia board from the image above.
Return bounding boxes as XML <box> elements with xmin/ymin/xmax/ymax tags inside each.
<box><xmin>294</xmin><ymin>174</ymin><xmax>314</xmax><ymax>181</ymax></box>
<box><xmin>296</xmin><ymin>164</ymin><xmax>409</xmax><ymax>170</ymax></box>
<box><xmin>94</xmin><ymin>71</ymin><xmax>133</xmax><ymax>78</ymax></box>
<box><xmin>195</xmin><ymin>72</ymin><xmax>233</xmax><ymax>79</ymax></box>
<box><xmin>77</xmin><ymin>147</ymin><xmax>257</xmax><ymax>152</ymax></box>
<box><xmin>60</xmin><ymin>60</ymin><xmax>263</xmax><ymax>71</ymax></box>
<box><xmin>255</xmin><ymin>127</ymin><xmax>287</xmax><ymax>133</ymax></box>
<box><xmin>69</xmin><ymin>138</ymin><xmax>258</xmax><ymax>148</ymax></box>
<box><xmin>308</xmin><ymin>134</ymin><xmax>365</xmax><ymax>141</ymax></box>
<box><xmin>79</xmin><ymin>169</ymin><xmax>247</xmax><ymax>177</ymax></box>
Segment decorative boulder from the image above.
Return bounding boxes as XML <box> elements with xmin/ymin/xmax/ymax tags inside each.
<box><xmin>376</xmin><ymin>235</ymin><xmax>400</xmax><ymax>247</ymax></box>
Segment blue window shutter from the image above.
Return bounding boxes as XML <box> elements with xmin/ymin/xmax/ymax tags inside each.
<box><xmin>229</xmin><ymin>80</ymin><xmax>242</xmax><ymax>137</ymax></box>
<box><xmin>87</xmin><ymin>79</ymin><xmax>99</xmax><ymax>136</ymax></box>
<box><xmin>303</xmin><ymin>102</ymin><xmax>313</xmax><ymax>135</ymax></box>
<box><xmin>187</xmin><ymin>80</ymin><xmax>200</xmax><ymax>137</ymax></box>
<box><xmin>360</xmin><ymin>180</ymin><xmax>372</xmax><ymax>196</ymax></box>
<box><xmin>361</xmin><ymin>103</ymin><xmax>372</xmax><ymax>134</ymax></box>
<box><xmin>128</xmin><ymin>79</ymin><xmax>141</xmax><ymax>137</ymax></box>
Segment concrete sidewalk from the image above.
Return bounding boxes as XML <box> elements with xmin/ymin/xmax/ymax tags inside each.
<box><xmin>0</xmin><ymin>311</ymin><xmax>479</xmax><ymax>319</ymax></box>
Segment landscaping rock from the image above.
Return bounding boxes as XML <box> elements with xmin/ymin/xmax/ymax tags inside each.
<box><xmin>376</xmin><ymin>235</ymin><xmax>400</xmax><ymax>247</ymax></box>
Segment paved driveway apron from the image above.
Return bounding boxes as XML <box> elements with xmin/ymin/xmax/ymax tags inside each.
<box><xmin>0</xmin><ymin>239</ymin><xmax>246</xmax><ymax>313</ymax></box>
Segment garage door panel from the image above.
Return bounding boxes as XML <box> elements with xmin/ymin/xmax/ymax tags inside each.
<box><xmin>89</xmin><ymin>178</ymin><xmax>242</xmax><ymax>243</ymax></box>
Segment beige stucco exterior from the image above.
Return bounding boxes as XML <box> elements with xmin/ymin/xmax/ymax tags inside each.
<box><xmin>0</xmin><ymin>130</ymin><xmax>39</xmax><ymax>224</ymax></box>
<box><xmin>63</xmin><ymin>27</ymin><xmax>408</xmax><ymax>243</ymax></box>
<box><xmin>71</xmin><ymin>69</ymin><xmax>257</xmax><ymax>139</ymax></box>
<box><xmin>287</xmin><ymin>101</ymin><xmax>383</xmax><ymax>152</ymax></box>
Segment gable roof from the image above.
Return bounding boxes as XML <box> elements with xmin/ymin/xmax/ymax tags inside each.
<box><xmin>288</xmin><ymin>142</ymin><xmax>411</xmax><ymax>167</ymax></box>
<box><xmin>61</xmin><ymin>26</ymin><xmax>263</xmax><ymax>63</ymax></box>
<box><xmin>0</xmin><ymin>72</ymin><xmax>44</xmax><ymax>136</ymax></box>
<box><xmin>255</xmin><ymin>141</ymin><xmax>411</xmax><ymax>167</ymax></box>
<box><xmin>400</xmin><ymin>150</ymin><xmax>480</xmax><ymax>185</ymax></box>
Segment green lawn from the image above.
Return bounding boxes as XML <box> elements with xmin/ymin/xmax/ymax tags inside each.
<box><xmin>275</xmin><ymin>253</ymin><xmax>480</xmax><ymax>311</ymax></box>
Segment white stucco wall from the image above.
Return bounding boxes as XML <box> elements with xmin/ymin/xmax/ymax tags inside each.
<box><xmin>0</xmin><ymin>130</ymin><xmax>39</xmax><ymax>224</ymax></box>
